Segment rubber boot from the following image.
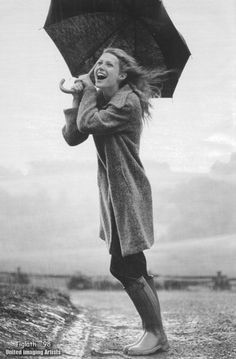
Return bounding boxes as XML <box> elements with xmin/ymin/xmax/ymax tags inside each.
<box><xmin>123</xmin><ymin>275</ymin><xmax>158</xmax><ymax>351</ymax></box>
<box><xmin>145</xmin><ymin>275</ymin><xmax>169</xmax><ymax>346</ymax></box>
<box><xmin>123</xmin><ymin>276</ymin><xmax>169</xmax><ymax>356</ymax></box>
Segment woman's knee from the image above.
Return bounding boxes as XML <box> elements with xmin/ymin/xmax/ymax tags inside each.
<box><xmin>110</xmin><ymin>262</ymin><xmax>122</xmax><ymax>281</ymax></box>
<box><xmin>109</xmin><ymin>251</ymin><xmax>149</xmax><ymax>285</ymax></box>
<box><xmin>110</xmin><ymin>256</ymin><xmax>125</xmax><ymax>283</ymax></box>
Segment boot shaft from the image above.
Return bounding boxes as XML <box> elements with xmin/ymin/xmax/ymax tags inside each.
<box><xmin>124</xmin><ymin>276</ymin><xmax>163</xmax><ymax>332</ymax></box>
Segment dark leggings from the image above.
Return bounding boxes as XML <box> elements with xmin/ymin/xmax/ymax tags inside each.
<box><xmin>110</xmin><ymin>251</ymin><xmax>149</xmax><ymax>287</ymax></box>
<box><xmin>109</xmin><ymin>227</ymin><xmax>150</xmax><ymax>287</ymax></box>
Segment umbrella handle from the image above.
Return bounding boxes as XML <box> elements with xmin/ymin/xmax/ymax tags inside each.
<box><xmin>59</xmin><ymin>79</ymin><xmax>83</xmax><ymax>94</ymax></box>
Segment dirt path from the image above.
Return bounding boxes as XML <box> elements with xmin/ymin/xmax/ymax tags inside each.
<box><xmin>1</xmin><ymin>286</ymin><xmax>235</xmax><ymax>358</ymax></box>
<box><xmin>69</xmin><ymin>290</ymin><xmax>236</xmax><ymax>359</ymax></box>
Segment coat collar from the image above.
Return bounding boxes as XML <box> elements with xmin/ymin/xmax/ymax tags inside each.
<box><xmin>97</xmin><ymin>84</ymin><xmax>133</xmax><ymax>109</ymax></box>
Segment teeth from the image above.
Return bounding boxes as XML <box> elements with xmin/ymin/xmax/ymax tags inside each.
<box><xmin>97</xmin><ymin>72</ymin><xmax>107</xmax><ymax>80</ymax></box>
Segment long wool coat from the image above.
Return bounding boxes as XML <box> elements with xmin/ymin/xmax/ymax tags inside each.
<box><xmin>62</xmin><ymin>84</ymin><xmax>154</xmax><ymax>257</ymax></box>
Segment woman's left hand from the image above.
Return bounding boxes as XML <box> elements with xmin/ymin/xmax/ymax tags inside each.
<box><xmin>77</xmin><ymin>64</ymin><xmax>96</xmax><ymax>88</ymax></box>
<box><xmin>77</xmin><ymin>73</ymin><xmax>94</xmax><ymax>88</ymax></box>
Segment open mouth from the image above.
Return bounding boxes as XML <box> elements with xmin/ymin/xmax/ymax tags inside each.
<box><xmin>96</xmin><ymin>72</ymin><xmax>107</xmax><ymax>81</ymax></box>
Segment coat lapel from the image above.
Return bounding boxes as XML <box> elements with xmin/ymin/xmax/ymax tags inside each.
<box><xmin>97</xmin><ymin>84</ymin><xmax>133</xmax><ymax>109</ymax></box>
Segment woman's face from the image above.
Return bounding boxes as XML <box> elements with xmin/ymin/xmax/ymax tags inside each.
<box><xmin>94</xmin><ymin>53</ymin><xmax>126</xmax><ymax>92</ymax></box>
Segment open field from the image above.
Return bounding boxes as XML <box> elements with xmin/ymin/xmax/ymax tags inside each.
<box><xmin>1</xmin><ymin>233</ymin><xmax>235</xmax><ymax>278</ymax></box>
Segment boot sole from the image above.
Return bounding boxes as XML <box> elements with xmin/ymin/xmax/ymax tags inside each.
<box><xmin>124</xmin><ymin>332</ymin><xmax>146</xmax><ymax>353</ymax></box>
<box><xmin>127</xmin><ymin>342</ymin><xmax>170</xmax><ymax>356</ymax></box>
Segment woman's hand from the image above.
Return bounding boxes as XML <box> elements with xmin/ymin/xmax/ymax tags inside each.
<box><xmin>59</xmin><ymin>78</ymin><xmax>84</xmax><ymax>108</ymax></box>
<box><xmin>71</xmin><ymin>80</ymin><xmax>84</xmax><ymax>108</ymax></box>
<box><xmin>77</xmin><ymin>73</ymin><xmax>94</xmax><ymax>88</ymax></box>
<box><xmin>78</xmin><ymin>63</ymin><xmax>96</xmax><ymax>88</ymax></box>
<box><xmin>60</xmin><ymin>63</ymin><xmax>95</xmax><ymax>93</ymax></box>
<box><xmin>60</xmin><ymin>64</ymin><xmax>95</xmax><ymax>107</ymax></box>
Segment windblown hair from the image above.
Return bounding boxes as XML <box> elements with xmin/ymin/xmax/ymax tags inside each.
<box><xmin>103</xmin><ymin>47</ymin><xmax>168</xmax><ymax>120</ymax></box>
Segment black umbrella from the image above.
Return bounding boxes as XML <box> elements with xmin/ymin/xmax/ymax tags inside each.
<box><xmin>44</xmin><ymin>0</ymin><xmax>190</xmax><ymax>97</ymax></box>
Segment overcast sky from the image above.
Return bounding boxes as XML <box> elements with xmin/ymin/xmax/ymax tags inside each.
<box><xmin>0</xmin><ymin>0</ymin><xmax>235</xmax><ymax>173</ymax></box>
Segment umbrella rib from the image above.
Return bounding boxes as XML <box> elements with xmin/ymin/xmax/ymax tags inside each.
<box><xmin>76</xmin><ymin>18</ymin><xmax>131</xmax><ymax>70</ymax></box>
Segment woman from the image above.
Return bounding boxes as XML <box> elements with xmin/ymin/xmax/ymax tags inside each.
<box><xmin>61</xmin><ymin>48</ymin><xmax>169</xmax><ymax>356</ymax></box>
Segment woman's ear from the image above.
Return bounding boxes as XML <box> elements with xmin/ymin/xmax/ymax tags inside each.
<box><xmin>119</xmin><ymin>72</ymin><xmax>127</xmax><ymax>81</ymax></box>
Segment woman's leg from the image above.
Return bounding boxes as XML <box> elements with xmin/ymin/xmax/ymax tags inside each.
<box><xmin>123</xmin><ymin>276</ymin><xmax>169</xmax><ymax>355</ymax></box>
<box><xmin>110</xmin><ymin>251</ymin><xmax>169</xmax><ymax>355</ymax></box>
<box><xmin>110</xmin><ymin>250</ymin><xmax>149</xmax><ymax>287</ymax></box>
<box><xmin>110</xmin><ymin>251</ymin><xmax>148</xmax><ymax>350</ymax></box>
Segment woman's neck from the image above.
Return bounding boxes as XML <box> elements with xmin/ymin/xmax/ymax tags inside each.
<box><xmin>102</xmin><ymin>84</ymin><xmax>119</xmax><ymax>101</ymax></box>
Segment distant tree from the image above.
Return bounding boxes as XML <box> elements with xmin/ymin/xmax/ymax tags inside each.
<box><xmin>67</xmin><ymin>272</ymin><xmax>92</xmax><ymax>290</ymax></box>
<box><xmin>13</xmin><ymin>267</ymin><xmax>30</xmax><ymax>285</ymax></box>
<box><xmin>211</xmin><ymin>152</ymin><xmax>236</xmax><ymax>175</ymax></box>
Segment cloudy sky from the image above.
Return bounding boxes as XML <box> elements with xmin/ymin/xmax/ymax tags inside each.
<box><xmin>0</xmin><ymin>0</ymin><xmax>235</xmax><ymax>173</ymax></box>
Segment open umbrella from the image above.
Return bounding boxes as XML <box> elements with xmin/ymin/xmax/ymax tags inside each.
<box><xmin>44</xmin><ymin>0</ymin><xmax>190</xmax><ymax>97</ymax></box>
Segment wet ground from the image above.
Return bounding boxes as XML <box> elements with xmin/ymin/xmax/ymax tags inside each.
<box><xmin>69</xmin><ymin>289</ymin><xmax>236</xmax><ymax>359</ymax></box>
<box><xmin>0</xmin><ymin>287</ymin><xmax>236</xmax><ymax>358</ymax></box>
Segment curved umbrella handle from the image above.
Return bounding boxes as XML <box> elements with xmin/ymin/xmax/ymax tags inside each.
<box><xmin>59</xmin><ymin>79</ymin><xmax>74</xmax><ymax>94</ymax></box>
<box><xmin>59</xmin><ymin>79</ymin><xmax>84</xmax><ymax>94</ymax></box>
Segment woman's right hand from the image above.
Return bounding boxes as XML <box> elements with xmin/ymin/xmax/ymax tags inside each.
<box><xmin>60</xmin><ymin>78</ymin><xmax>84</xmax><ymax>108</ymax></box>
<box><xmin>72</xmin><ymin>79</ymin><xmax>84</xmax><ymax>93</ymax></box>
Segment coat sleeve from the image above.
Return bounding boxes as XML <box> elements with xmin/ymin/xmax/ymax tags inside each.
<box><xmin>62</xmin><ymin>107</ymin><xmax>89</xmax><ymax>146</ymax></box>
<box><xmin>76</xmin><ymin>87</ymin><xmax>134</xmax><ymax>135</ymax></box>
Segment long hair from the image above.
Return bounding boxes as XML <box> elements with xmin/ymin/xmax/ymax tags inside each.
<box><xmin>103</xmin><ymin>47</ymin><xmax>167</xmax><ymax>120</ymax></box>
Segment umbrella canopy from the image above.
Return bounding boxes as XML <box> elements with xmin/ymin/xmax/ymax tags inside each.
<box><xmin>44</xmin><ymin>0</ymin><xmax>190</xmax><ymax>97</ymax></box>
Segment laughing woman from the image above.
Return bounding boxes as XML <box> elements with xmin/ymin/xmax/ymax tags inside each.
<box><xmin>61</xmin><ymin>48</ymin><xmax>169</xmax><ymax>356</ymax></box>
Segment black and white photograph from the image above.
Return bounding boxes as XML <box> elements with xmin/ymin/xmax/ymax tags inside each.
<box><xmin>0</xmin><ymin>0</ymin><xmax>235</xmax><ymax>358</ymax></box>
